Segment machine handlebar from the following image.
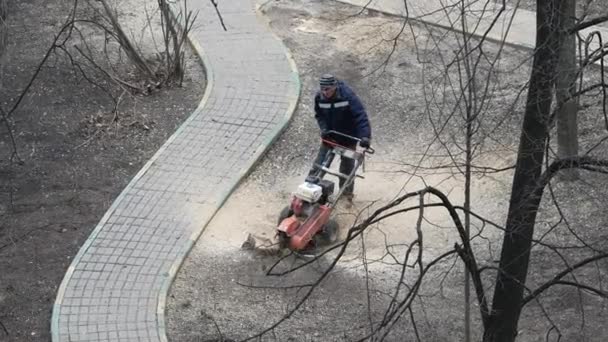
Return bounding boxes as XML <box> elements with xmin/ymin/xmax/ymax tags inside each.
<box><xmin>321</xmin><ymin>130</ymin><xmax>375</xmax><ymax>155</ymax></box>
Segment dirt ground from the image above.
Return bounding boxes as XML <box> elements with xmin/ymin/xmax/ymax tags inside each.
<box><xmin>167</xmin><ymin>0</ymin><xmax>608</xmax><ymax>341</ymax></box>
<box><xmin>0</xmin><ymin>1</ymin><xmax>204</xmax><ymax>341</ymax></box>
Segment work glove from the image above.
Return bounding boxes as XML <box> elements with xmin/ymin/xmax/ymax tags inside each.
<box><xmin>360</xmin><ymin>137</ymin><xmax>371</xmax><ymax>148</ymax></box>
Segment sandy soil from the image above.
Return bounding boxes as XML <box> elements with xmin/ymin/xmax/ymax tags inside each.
<box><xmin>167</xmin><ymin>1</ymin><xmax>506</xmax><ymax>341</ymax></box>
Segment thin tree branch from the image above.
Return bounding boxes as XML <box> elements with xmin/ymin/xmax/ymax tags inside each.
<box><xmin>569</xmin><ymin>14</ymin><xmax>608</xmax><ymax>34</ymax></box>
<box><xmin>209</xmin><ymin>0</ymin><xmax>227</xmax><ymax>31</ymax></box>
<box><xmin>6</xmin><ymin>0</ymin><xmax>79</xmax><ymax>117</ymax></box>
<box><xmin>522</xmin><ymin>252</ymin><xmax>608</xmax><ymax>305</ymax></box>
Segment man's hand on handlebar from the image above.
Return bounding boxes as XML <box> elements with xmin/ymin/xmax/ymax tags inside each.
<box><xmin>360</xmin><ymin>137</ymin><xmax>371</xmax><ymax>149</ymax></box>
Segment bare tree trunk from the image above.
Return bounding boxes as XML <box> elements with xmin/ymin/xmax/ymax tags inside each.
<box><xmin>556</xmin><ymin>0</ymin><xmax>579</xmax><ymax>180</ymax></box>
<box><xmin>484</xmin><ymin>0</ymin><xmax>562</xmax><ymax>341</ymax></box>
<box><xmin>461</xmin><ymin>6</ymin><xmax>475</xmax><ymax>340</ymax></box>
<box><xmin>158</xmin><ymin>0</ymin><xmax>183</xmax><ymax>82</ymax></box>
<box><xmin>99</xmin><ymin>0</ymin><xmax>156</xmax><ymax>80</ymax></box>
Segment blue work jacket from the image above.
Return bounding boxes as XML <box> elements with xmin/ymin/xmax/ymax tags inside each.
<box><xmin>314</xmin><ymin>81</ymin><xmax>371</xmax><ymax>146</ymax></box>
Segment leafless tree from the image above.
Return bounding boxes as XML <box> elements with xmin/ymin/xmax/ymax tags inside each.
<box><xmin>0</xmin><ymin>0</ymin><xmax>200</xmax><ymax>189</ymax></box>
<box><xmin>555</xmin><ymin>0</ymin><xmax>579</xmax><ymax>180</ymax></box>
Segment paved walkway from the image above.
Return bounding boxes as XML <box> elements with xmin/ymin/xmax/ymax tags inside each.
<box><xmin>338</xmin><ymin>0</ymin><xmax>608</xmax><ymax>57</ymax></box>
<box><xmin>51</xmin><ymin>0</ymin><xmax>300</xmax><ymax>341</ymax></box>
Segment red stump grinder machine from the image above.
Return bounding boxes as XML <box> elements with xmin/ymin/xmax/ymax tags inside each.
<box><xmin>276</xmin><ymin>131</ymin><xmax>374</xmax><ymax>252</ymax></box>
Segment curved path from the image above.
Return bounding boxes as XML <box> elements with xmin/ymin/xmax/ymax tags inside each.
<box><xmin>338</xmin><ymin>0</ymin><xmax>608</xmax><ymax>55</ymax></box>
<box><xmin>51</xmin><ymin>1</ymin><xmax>300</xmax><ymax>341</ymax></box>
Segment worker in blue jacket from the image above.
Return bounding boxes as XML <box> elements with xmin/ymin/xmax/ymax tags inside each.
<box><xmin>309</xmin><ymin>74</ymin><xmax>372</xmax><ymax>202</ymax></box>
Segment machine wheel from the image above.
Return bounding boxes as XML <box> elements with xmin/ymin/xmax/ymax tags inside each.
<box><xmin>314</xmin><ymin>219</ymin><xmax>339</xmax><ymax>246</ymax></box>
<box><xmin>278</xmin><ymin>206</ymin><xmax>293</xmax><ymax>225</ymax></box>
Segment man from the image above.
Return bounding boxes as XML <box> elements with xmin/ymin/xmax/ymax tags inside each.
<box><xmin>309</xmin><ymin>74</ymin><xmax>372</xmax><ymax>201</ymax></box>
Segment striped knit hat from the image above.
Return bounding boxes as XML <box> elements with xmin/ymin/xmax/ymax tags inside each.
<box><xmin>319</xmin><ymin>74</ymin><xmax>337</xmax><ymax>87</ymax></box>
